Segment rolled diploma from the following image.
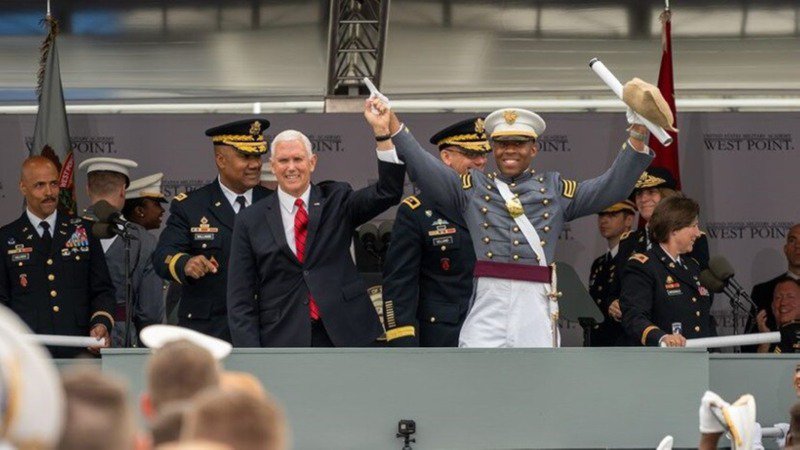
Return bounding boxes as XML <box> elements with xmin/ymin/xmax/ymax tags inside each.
<box><xmin>659</xmin><ymin>332</ymin><xmax>780</xmax><ymax>348</ymax></box>
<box><xmin>26</xmin><ymin>334</ymin><xmax>106</xmax><ymax>348</ymax></box>
<box><xmin>589</xmin><ymin>58</ymin><xmax>673</xmax><ymax>146</ymax></box>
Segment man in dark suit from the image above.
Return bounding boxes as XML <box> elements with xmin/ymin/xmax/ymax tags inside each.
<box><xmin>227</xmin><ymin>129</ymin><xmax>405</xmax><ymax>347</ymax></box>
<box><xmin>153</xmin><ymin>119</ymin><xmax>272</xmax><ymax>341</ymax></box>
<box><xmin>381</xmin><ymin>117</ymin><xmax>489</xmax><ymax>347</ymax></box>
<box><xmin>0</xmin><ymin>156</ymin><xmax>114</xmax><ymax>357</ymax></box>
<box><xmin>744</xmin><ymin>223</ymin><xmax>800</xmax><ymax>351</ymax></box>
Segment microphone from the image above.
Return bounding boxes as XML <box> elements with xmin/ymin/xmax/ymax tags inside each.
<box><xmin>358</xmin><ymin>223</ymin><xmax>379</xmax><ymax>255</ymax></box>
<box><xmin>708</xmin><ymin>255</ymin><xmax>759</xmax><ymax>314</ymax></box>
<box><xmin>92</xmin><ymin>199</ymin><xmax>133</xmax><ymax>229</ymax></box>
<box><xmin>91</xmin><ymin>222</ymin><xmax>116</xmax><ymax>239</ymax></box>
<box><xmin>699</xmin><ymin>269</ymin><xmax>725</xmax><ymax>294</ymax></box>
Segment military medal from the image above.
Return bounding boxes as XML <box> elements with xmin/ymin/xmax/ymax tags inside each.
<box><xmin>191</xmin><ymin>217</ymin><xmax>219</xmax><ymax>240</ymax></box>
<box><xmin>19</xmin><ymin>274</ymin><xmax>27</xmax><ymax>287</ymax></box>
<box><xmin>440</xmin><ymin>258</ymin><xmax>451</xmax><ymax>271</ymax></box>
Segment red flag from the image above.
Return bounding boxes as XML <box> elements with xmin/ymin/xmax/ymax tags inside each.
<box><xmin>648</xmin><ymin>7</ymin><xmax>681</xmax><ymax>190</ymax></box>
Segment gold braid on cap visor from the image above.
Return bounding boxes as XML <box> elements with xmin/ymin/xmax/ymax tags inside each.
<box><xmin>212</xmin><ymin>134</ymin><xmax>267</xmax><ymax>154</ymax></box>
<box><xmin>634</xmin><ymin>172</ymin><xmax>667</xmax><ymax>189</ymax></box>
<box><xmin>437</xmin><ymin>134</ymin><xmax>491</xmax><ymax>152</ymax></box>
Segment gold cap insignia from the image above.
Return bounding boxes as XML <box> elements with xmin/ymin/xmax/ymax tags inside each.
<box><xmin>474</xmin><ymin>118</ymin><xmax>485</xmax><ymax>135</ymax></box>
<box><xmin>249</xmin><ymin>121</ymin><xmax>261</xmax><ymax>136</ymax></box>
<box><xmin>503</xmin><ymin>110</ymin><xmax>518</xmax><ymax>125</ymax></box>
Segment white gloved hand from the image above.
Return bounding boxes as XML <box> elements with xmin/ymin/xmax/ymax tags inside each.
<box><xmin>656</xmin><ymin>435</ymin><xmax>673</xmax><ymax>450</ymax></box>
<box><xmin>627</xmin><ymin>107</ymin><xmax>645</xmax><ymax>126</ymax></box>
<box><xmin>774</xmin><ymin>423</ymin><xmax>790</xmax><ymax>447</ymax></box>
<box><xmin>699</xmin><ymin>390</ymin><xmax>730</xmax><ymax>433</ymax></box>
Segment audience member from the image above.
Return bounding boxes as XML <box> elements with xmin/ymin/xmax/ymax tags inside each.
<box><xmin>141</xmin><ymin>339</ymin><xmax>221</xmax><ymax>420</ymax></box>
<box><xmin>182</xmin><ymin>388</ymin><xmax>287</xmax><ymax>450</ymax></box>
<box><xmin>57</xmin><ymin>368</ymin><xmax>145</xmax><ymax>450</ymax></box>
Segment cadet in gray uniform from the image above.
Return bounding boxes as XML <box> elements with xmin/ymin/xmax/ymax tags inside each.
<box><xmin>80</xmin><ymin>157</ymin><xmax>165</xmax><ymax>347</ymax></box>
<box><xmin>365</xmin><ymin>98</ymin><xmax>654</xmax><ymax>347</ymax></box>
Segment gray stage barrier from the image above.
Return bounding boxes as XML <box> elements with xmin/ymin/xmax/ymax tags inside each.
<box><xmin>99</xmin><ymin>348</ymin><xmax>728</xmax><ymax>449</ymax></box>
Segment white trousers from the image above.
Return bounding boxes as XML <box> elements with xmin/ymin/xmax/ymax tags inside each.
<box><xmin>458</xmin><ymin>277</ymin><xmax>560</xmax><ymax>348</ymax></box>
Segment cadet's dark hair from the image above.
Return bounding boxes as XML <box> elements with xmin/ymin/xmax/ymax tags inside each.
<box><xmin>121</xmin><ymin>197</ymin><xmax>146</xmax><ymax>219</ymax></box>
<box><xmin>648</xmin><ymin>195</ymin><xmax>700</xmax><ymax>244</ymax></box>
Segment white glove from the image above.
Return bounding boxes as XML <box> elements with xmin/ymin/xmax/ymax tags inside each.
<box><xmin>626</xmin><ymin>107</ymin><xmax>645</xmax><ymax>126</ymax></box>
<box><xmin>774</xmin><ymin>423</ymin><xmax>790</xmax><ymax>447</ymax></box>
<box><xmin>699</xmin><ymin>390</ymin><xmax>730</xmax><ymax>433</ymax></box>
<box><xmin>656</xmin><ymin>435</ymin><xmax>673</xmax><ymax>450</ymax></box>
<box><xmin>751</xmin><ymin>422</ymin><xmax>764</xmax><ymax>450</ymax></box>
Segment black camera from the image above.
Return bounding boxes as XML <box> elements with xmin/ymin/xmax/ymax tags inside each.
<box><xmin>397</xmin><ymin>419</ymin><xmax>416</xmax><ymax>436</ymax></box>
<box><xmin>396</xmin><ymin>419</ymin><xmax>416</xmax><ymax>449</ymax></box>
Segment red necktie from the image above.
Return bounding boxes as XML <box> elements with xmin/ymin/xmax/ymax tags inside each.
<box><xmin>294</xmin><ymin>198</ymin><xmax>320</xmax><ymax>320</ymax></box>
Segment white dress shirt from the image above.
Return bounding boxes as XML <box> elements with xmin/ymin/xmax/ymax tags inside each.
<box><xmin>25</xmin><ymin>209</ymin><xmax>56</xmax><ymax>238</ymax></box>
<box><xmin>218</xmin><ymin>176</ymin><xmax>253</xmax><ymax>213</ymax></box>
<box><xmin>277</xmin><ymin>186</ymin><xmax>311</xmax><ymax>255</ymax></box>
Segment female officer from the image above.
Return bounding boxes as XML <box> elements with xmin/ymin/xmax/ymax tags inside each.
<box><xmin>620</xmin><ymin>195</ymin><xmax>715</xmax><ymax>347</ymax></box>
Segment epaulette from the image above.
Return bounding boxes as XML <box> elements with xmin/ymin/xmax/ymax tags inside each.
<box><xmin>173</xmin><ymin>192</ymin><xmax>188</xmax><ymax>202</ymax></box>
<box><xmin>561</xmin><ymin>179</ymin><xmax>577</xmax><ymax>199</ymax></box>
<box><xmin>402</xmin><ymin>195</ymin><xmax>421</xmax><ymax>210</ymax></box>
<box><xmin>629</xmin><ymin>253</ymin><xmax>649</xmax><ymax>264</ymax></box>
<box><xmin>620</xmin><ymin>230</ymin><xmax>632</xmax><ymax>240</ymax></box>
<box><xmin>460</xmin><ymin>173</ymin><xmax>473</xmax><ymax>190</ymax></box>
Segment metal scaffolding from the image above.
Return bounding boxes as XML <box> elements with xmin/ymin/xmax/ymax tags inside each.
<box><xmin>326</xmin><ymin>0</ymin><xmax>390</xmax><ymax>97</ymax></box>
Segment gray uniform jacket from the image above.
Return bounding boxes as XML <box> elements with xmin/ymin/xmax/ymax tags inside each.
<box><xmin>392</xmin><ymin>126</ymin><xmax>654</xmax><ymax>266</ymax></box>
<box><xmin>104</xmin><ymin>224</ymin><xmax>165</xmax><ymax>347</ymax></box>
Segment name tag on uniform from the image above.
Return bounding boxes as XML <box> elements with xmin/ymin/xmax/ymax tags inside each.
<box><xmin>193</xmin><ymin>233</ymin><xmax>215</xmax><ymax>241</ymax></box>
<box><xmin>432</xmin><ymin>236</ymin><xmax>454</xmax><ymax>246</ymax></box>
<box><xmin>11</xmin><ymin>253</ymin><xmax>30</xmax><ymax>262</ymax></box>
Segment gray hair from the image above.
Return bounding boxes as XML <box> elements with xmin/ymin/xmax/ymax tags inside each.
<box><xmin>270</xmin><ymin>130</ymin><xmax>313</xmax><ymax>159</ymax></box>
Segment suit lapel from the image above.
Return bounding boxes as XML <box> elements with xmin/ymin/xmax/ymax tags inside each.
<box><xmin>265</xmin><ymin>194</ymin><xmax>300</xmax><ymax>264</ymax></box>
<box><xmin>208</xmin><ymin>182</ymin><xmax>235</xmax><ymax>231</ymax></box>
<box><xmin>303</xmin><ymin>185</ymin><xmax>325</xmax><ymax>262</ymax></box>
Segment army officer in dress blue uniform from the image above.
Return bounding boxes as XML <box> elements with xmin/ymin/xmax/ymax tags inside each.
<box><xmin>618</xmin><ymin>167</ymin><xmax>709</xmax><ymax>268</ymax></box>
<box><xmin>153</xmin><ymin>119</ymin><xmax>272</xmax><ymax>341</ymax></box>
<box><xmin>365</xmin><ymin>97</ymin><xmax>654</xmax><ymax>347</ymax></box>
<box><xmin>588</xmin><ymin>200</ymin><xmax>636</xmax><ymax>347</ymax></box>
<box><xmin>620</xmin><ymin>196</ymin><xmax>715</xmax><ymax>347</ymax></box>
<box><xmin>382</xmin><ymin>117</ymin><xmax>490</xmax><ymax>347</ymax></box>
<box><xmin>0</xmin><ymin>156</ymin><xmax>114</xmax><ymax>357</ymax></box>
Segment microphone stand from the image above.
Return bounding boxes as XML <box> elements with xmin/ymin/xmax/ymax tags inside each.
<box><xmin>722</xmin><ymin>283</ymin><xmax>756</xmax><ymax>353</ymax></box>
<box><xmin>115</xmin><ymin>225</ymin><xmax>137</xmax><ymax>348</ymax></box>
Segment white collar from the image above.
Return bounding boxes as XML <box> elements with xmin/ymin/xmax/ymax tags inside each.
<box><xmin>659</xmin><ymin>243</ymin><xmax>681</xmax><ymax>264</ymax></box>
<box><xmin>277</xmin><ymin>185</ymin><xmax>311</xmax><ymax>214</ymax></box>
<box><xmin>608</xmin><ymin>243</ymin><xmax>619</xmax><ymax>258</ymax></box>
<box><xmin>787</xmin><ymin>271</ymin><xmax>800</xmax><ymax>281</ymax></box>
<box><xmin>25</xmin><ymin>208</ymin><xmax>57</xmax><ymax>234</ymax></box>
<box><xmin>217</xmin><ymin>176</ymin><xmax>253</xmax><ymax>208</ymax></box>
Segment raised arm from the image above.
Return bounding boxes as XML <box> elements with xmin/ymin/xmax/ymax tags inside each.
<box><xmin>363</xmin><ymin>98</ymin><xmax>467</xmax><ymax>219</ymax></box>
<box><xmin>559</xmin><ymin>137</ymin><xmax>653</xmax><ymax>222</ymax></box>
